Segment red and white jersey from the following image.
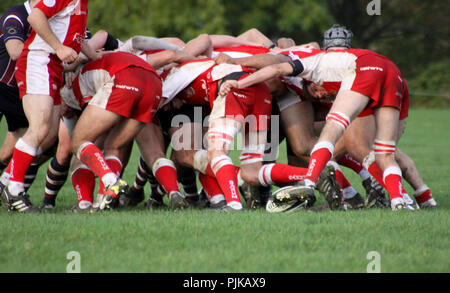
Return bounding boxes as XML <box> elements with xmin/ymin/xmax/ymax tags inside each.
<box><xmin>64</xmin><ymin>52</ymin><xmax>158</xmax><ymax>109</ymax></box>
<box><xmin>212</xmin><ymin>45</ymin><xmax>270</xmax><ymax>59</ymax></box>
<box><xmin>281</xmin><ymin>48</ymin><xmax>386</xmax><ymax>94</ymax></box>
<box><xmin>162</xmin><ymin>58</ymin><xmax>249</xmax><ymax>107</ymax></box>
<box><xmin>26</xmin><ymin>0</ymin><xmax>88</xmax><ymax>55</ymax></box>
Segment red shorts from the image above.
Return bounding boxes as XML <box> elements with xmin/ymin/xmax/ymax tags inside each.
<box><xmin>341</xmin><ymin>54</ymin><xmax>408</xmax><ymax>116</ymax></box>
<box><xmin>15</xmin><ymin>50</ymin><xmax>64</xmax><ymax>105</ymax></box>
<box><xmin>210</xmin><ymin>74</ymin><xmax>272</xmax><ymax>131</ymax></box>
<box><xmin>88</xmin><ymin>67</ymin><xmax>162</xmax><ymax>123</ymax></box>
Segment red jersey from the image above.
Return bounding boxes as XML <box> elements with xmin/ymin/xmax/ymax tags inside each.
<box><xmin>26</xmin><ymin>0</ymin><xmax>88</xmax><ymax>56</ymax></box>
<box><xmin>282</xmin><ymin>48</ymin><xmax>387</xmax><ymax>95</ymax></box>
<box><xmin>69</xmin><ymin>52</ymin><xmax>158</xmax><ymax>108</ymax></box>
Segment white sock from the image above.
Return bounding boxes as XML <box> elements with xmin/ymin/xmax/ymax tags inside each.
<box><xmin>101</xmin><ymin>173</ymin><xmax>118</xmax><ymax>189</ymax></box>
<box><xmin>0</xmin><ymin>172</ymin><xmax>10</xmax><ymax>186</ymax></box>
<box><xmin>227</xmin><ymin>201</ymin><xmax>243</xmax><ymax>210</ymax></box>
<box><xmin>343</xmin><ymin>186</ymin><xmax>358</xmax><ymax>199</ymax></box>
<box><xmin>7</xmin><ymin>181</ymin><xmax>25</xmax><ymax>196</ymax></box>
<box><xmin>79</xmin><ymin>200</ymin><xmax>92</xmax><ymax>209</ymax></box>
<box><xmin>358</xmin><ymin>169</ymin><xmax>371</xmax><ymax>181</ymax></box>
<box><xmin>210</xmin><ymin>194</ymin><xmax>225</xmax><ymax>204</ymax></box>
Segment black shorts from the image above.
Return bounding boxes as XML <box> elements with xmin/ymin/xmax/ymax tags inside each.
<box><xmin>0</xmin><ymin>82</ymin><xmax>28</xmax><ymax>132</ymax></box>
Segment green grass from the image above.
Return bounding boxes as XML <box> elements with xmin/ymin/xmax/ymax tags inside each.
<box><xmin>0</xmin><ymin>109</ymin><xmax>449</xmax><ymax>273</ymax></box>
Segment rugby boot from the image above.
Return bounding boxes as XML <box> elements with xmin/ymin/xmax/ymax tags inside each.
<box><xmin>316</xmin><ymin>165</ymin><xmax>344</xmax><ymax>210</ymax></box>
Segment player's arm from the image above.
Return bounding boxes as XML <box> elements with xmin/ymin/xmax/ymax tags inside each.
<box><xmin>2</xmin><ymin>12</ymin><xmax>27</xmax><ymax>61</ymax></box>
<box><xmin>215</xmin><ymin>53</ymin><xmax>290</xmax><ymax>69</ymax></box>
<box><xmin>5</xmin><ymin>39</ymin><xmax>24</xmax><ymax>61</ymax></box>
<box><xmin>27</xmin><ymin>7</ymin><xmax>77</xmax><ymax>63</ymax></box>
<box><xmin>219</xmin><ymin>60</ymin><xmax>303</xmax><ymax>96</ymax></box>
<box><xmin>146</xmin><ymin>50</ymin><xmax>196</xmax><ymax>70</ymax></box>
<box><xmin>80</xmin><ymin>40</ymin><xmax>102</xmax><ymax>61</ymax></box>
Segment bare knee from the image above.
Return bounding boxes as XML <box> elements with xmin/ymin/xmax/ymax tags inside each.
<box><xmin>240</xmin><ymin>170</ymin><xmax>260</xmax><ymax>186</ymax></box>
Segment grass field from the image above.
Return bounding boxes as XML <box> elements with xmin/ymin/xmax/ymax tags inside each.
<box><xmin>0</xmin><ymin>108</ymin><xmax>449</xmax><ymax>273</ymax></box>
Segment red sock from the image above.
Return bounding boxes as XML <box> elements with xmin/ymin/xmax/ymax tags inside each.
<box><xmin>337</xmin><ymin>154</ymin><xmax>363</xmax><ymax>174</ymax></box>
<box><xmin>8</xmin><ymin>139</ymin><xmax>37</xmax><ymax>184</ymax></box>
<box><xmin>335</xmin><ymin>168</ymin><xmax>351</xmax><ymax>189</ymax></box>
<box><xmin>71</xmin><ymin>167</ymin><xmax>96</xmax><ymax>203</ymax></box>
<box><xmin>306</xmin><ymin>142</ymin><xmax>334</xmax><ymax>183</ymax></box>
<box><xmin>78</xmin><ymin>142</ymin><xmax>113</xmax><ymax>179</ymax></box>
<box><xmin>211</xmin><ymin>155</ymin><xmax>240</xmax><ymax>204</ymax></box>
<box><xmin>415</xmin><ymin>189</ymin><xmax>432</xmax><ymax>204</ymax></box>
<box><xmin>383</xmin><ymin>167</ymin><xmax>404</xmax><ymax>200</ymax></box>
<box><xmin>199</xmin><ymin>173</ymin><xmax>223</xmax><ymax>200</ymax></box>
<box><xmin>153</xmin><ymin>158</ymin><xmax>180</xmax><ymax>194</ymax></box>
<box><xmin>368</xmin><ymin>162</ymin><xmax>387</xmax><ymax>189</ymax></box>
<box><xmin>258</xmin><ymin>163</ymin><xmax>307</xmax><ymax>186</ymax></box>
<box><xmin>98</xmin><ymin>156</ymin><xmax>123</xmax><ymax>195</ymax></box>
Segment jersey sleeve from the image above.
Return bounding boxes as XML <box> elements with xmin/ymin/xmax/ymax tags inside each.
<box><xmin>34</xmin><ymin>0</ymin><xmax>76</xmax><ymax>19</ymax></box>
<box><xmin>2</xmin><ymin>14</ymin><xmax>27</xmax><ymax>43</ymax></box>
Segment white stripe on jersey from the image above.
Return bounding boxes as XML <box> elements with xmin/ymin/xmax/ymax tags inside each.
<box><xmin>3</xmin><ymin>15</ymin><xmax>24</xmax><ymax>27</ymax></box>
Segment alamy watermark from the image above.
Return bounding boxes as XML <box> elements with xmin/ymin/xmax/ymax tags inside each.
<box><xmin>366</xmin><ymin>251</ymin><xmax>381</xmax><ymax>273</ymax></box>
<box><xmin>366</xmin><ymin>0</ymin><xmax>381</xmax><ymax>16</ymax></box>
<box><xmin>66</xmin><ymin>251</ymin><xmax>81</xmax><ymax>273</ymax></box>
<box><xmin>170</xmin><ymin>107</ymin><xmax>281</xmax><ymax>161</ymax></box>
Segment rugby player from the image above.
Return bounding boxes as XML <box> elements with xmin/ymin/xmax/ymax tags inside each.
<box><xmin>219</xmin><ymin>40</ymin><xmax>420</xmax><ymax>211</ymax></box>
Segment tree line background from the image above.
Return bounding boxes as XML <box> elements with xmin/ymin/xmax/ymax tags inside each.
<box><xmin>1</xmin><ymin>0</ymin><xmax>449</xmax><ymax>106</ymax></box>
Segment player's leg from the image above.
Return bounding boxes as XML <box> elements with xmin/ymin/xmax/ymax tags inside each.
<box><xmin>373</xmin><ymin>106</ymin><xmax>411</xmax><ymax>210</ymax></box>
<box><xmin>1</xmin><ymin>94</ymin><xmax>58</xmax><ymax>213</ymax></box>
<box><xmin>68</xmin><ymin>157</ymin><xmax>96</xmax><ymax>213</ymax></box>
<box><xmin>39</xmin><ymin>120</ymin><xmax>71</xmax><ymax>210</ymax></box>
<box><xmin>71</xmin><ymin>105</ymin><xmax>125</xmax><ymax>208</ymax></box>
<box><xmin>303</xmin><ymin>90</ymin><xmax>370</xmax><ymax>188</ymax></box>
<box><xmin>395</xmin><ymin>119</ymin><xmax>437</xmax><ymax>208</ymax></box>
<box><xmin>135</xmin><ymin>123</ymin><xmax>188</xmax><ymax>209</ymax></box>
<box><xmin>207</xmin><ymin>117</ymin><xmax>243</xmax><ymax>210</ymax></box>
<box><xmin>280</xmin><ymin>99</ymin><xmax>317</xmax><ymax>165</ymax></box>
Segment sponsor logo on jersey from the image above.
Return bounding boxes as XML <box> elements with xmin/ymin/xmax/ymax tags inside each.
<box><xmin>233</xmin><ymin>92</ymin><xmax>247</xmax><ymax>99</ymax></box>
<box><xmin>73</xmin><ymin>33</ymin><xmax>85</xmax><ymax>46</ymax></box>
<box><xmin>8</xmin><ymin>28</ymin><xmax>17</xmax><ymax>35</ymax></box>
<box><xmin>359</xmin><ymin>66</ymin><xmax>383</xmax><ymax>72</ymax></box>
<box><xmin>115</xmin><ymin>84</ymin><xmax>139</xmax><ymax>92</ymax></box>
<box><xmin>43</xmin><ymin>0</ymin><xmax>56</xmax><ymax>8</ymax></box>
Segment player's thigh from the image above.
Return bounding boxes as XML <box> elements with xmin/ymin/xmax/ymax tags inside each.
<box><xmin>329</xmin><ymin>90</ymin><xmax>370</xmax><ymax>122</ymax></box>
<box><xmin>280</xmin><ymin>100</ymin><xmax>316</xmax><ymax>155</ymax></box>
<box><xmin>104</xmin><ymin>118</ymin><xmax>144</xmax><ymax>151</ymax></box>
<box><xmin>136</xmin><ymin>123</ymin><xmax>167</xmax><ymax>166</ymax></box>
<box><xmin>374</xmin><ymin>107</ymin><xmax>400</xmax><ymax>143</ymax></box>
<box><xmin>343</xmin><ymin>115</ymin><xmax>376</xmax><ymax>162</ymax></box>
<box><xmin>72</xmin><ymin>105</ymin><xmax>122</xmax><ymax>149</ymax></box>
<box><xmin>22</xmin><ymin>94</ymin><xmax>54</xmax><ymax>129</ymax></box>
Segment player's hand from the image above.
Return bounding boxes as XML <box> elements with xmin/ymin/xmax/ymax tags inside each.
<box><xmin>214</xmin><ymin>53</ymin><xmax>234</xmax><ymax>65</ymax></box>
<box><xmin>219</xmin><ymin>80</ymin><xmax>239</xmax><ymax>97</ymax></box>
<box><xmin>171</xmin><ymin>98</ymin><xmax>184</xmax><ymax>109</ymax></box>
<box><xmin>64</xmin><ymin>72</ymin><xmax>75</xmax><ymax>88</ymax></box>
<box><xmin>56</xmin><ymin>45</ymin><xmax>78</xmax><ymax>63</ymax></box>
